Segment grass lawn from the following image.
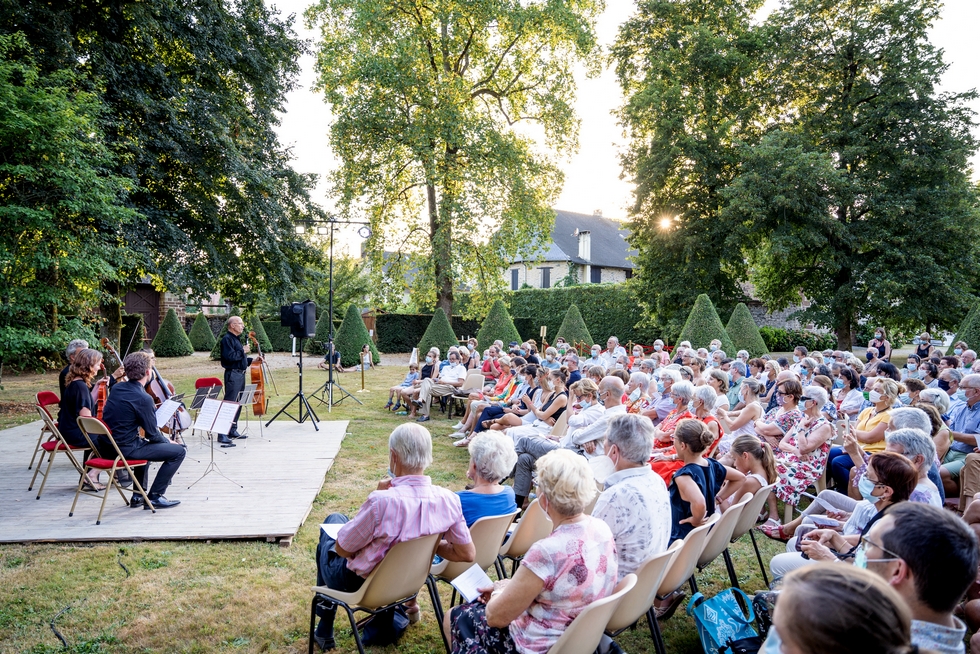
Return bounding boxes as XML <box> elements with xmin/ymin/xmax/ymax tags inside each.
<box><xmin>0</xmin><ymin>353</ymin><xmax>785</xmax><ymax>653</ymax></box>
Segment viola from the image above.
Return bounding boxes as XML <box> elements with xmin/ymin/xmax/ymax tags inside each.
<box><xmin>248</xmin><ymin>331</ymin><xmax>267</xmax><ymax>416</ymax></box>
<box><xmin>147</xmin><ymin>367</ymin><xmax>192</xmax><ymax>433</ymax></box>
<box><xmin>94</xmin><ymin>376</ymin><xmax>109</xmax><ymax>420</ymax></box>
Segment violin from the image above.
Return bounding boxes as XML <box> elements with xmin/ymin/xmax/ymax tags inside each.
<box><xmin>91</xmin><ymin>337</ymin><xmax>124</xmax><ymax>419</ymax></box>
<box><xmin>248</xmin><ymin>331</ymin><xmax>267</xmax><ymax>416</ymax></box>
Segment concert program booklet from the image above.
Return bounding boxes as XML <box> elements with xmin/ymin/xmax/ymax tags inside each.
<box><xmin>450</xmin><ymin>564</ymin><xmax>494</xmax><ymax>603</ymax></box>
<box><xmin>192</xmin><ymin>398</ymin><xmax>240</xmax><ymax>436</ymax></box>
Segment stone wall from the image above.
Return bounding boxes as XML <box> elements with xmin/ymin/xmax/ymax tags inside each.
<box><xmin>160</xmin><ymin>292</ymin><xmax>186</xmax><ymax>328</ymax></box>
<box><xmin>747</xmin><ymin>300</ymin><xmax>829</xmax><ymax>332</ymax></box>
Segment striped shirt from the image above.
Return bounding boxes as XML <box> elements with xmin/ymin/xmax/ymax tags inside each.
<box><xmin>337</xmin><ymin>475</ymin><xmax>471</xmax><ymax>577</ymax></box>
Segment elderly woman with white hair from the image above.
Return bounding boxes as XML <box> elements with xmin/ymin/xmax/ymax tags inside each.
<box><xmin>446</xmin><ymin>450</ymin><xmax>617</xmax><ymax>654</ymax></box>
<box><xmin>457</xmin><ymin>433</ymin><xmax>519</xmax><ymax>526</ymax></box>
<box><xmin>644</xmin><ymin>368</ymin><xmax>680</xmax><ymax>426</ymax></box>
<box><xmin>541</xmin><ymin>346</ymin><xmax>560</xmax><ymax>370</ymax></box>
<box><xmin>652</xmin><ymin>339</ymin><xmax>670</xmax><ymax>366</ymax></box>
<box><xmin>625</xmin><ymin>371</ymin><xmax>652</xmax><ymax>414</ymax></box>
<box><xmin>919</xmin><ymin>387</ymin><xmax>952</xmax><ymax>418</ymax></box>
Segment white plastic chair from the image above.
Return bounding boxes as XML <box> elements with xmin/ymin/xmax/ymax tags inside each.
<box><xmin>546</xmin><ymin>574</ymin><xmax>637</xmax><ymax>654</ymax></box>
<box><xmin>605</xmin><ymin>541</ymin><xmax>683</xmax><ymax>654</ymax></box>
<box><xmin>692</xmin><ymin>493</ymin><xmax>753</xmax><ymax>592</ymax></box>
<box><xmin>656</xmin><ymin>513</ymin><xmax>719</xmax><ymax>600</ymax></box>
<box><xmin>728</xmin><ymin>483</ymin><xmax>775</xmax><ymax>588</ymax></box>
<box><xmin>497</xmin><ymin>499</ymin><xmax>553</xmax><ymax>578</ymax></box>
<box><xmin>308</xmin><ymin>532</ymin><xmax>441</xmax><ymax>654</ymax></box>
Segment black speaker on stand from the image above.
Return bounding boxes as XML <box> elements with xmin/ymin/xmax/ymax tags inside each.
<box><xmin>265</xmin><ymin>300</ymin><xmax>319</xmax><ymax>429</ymax></box>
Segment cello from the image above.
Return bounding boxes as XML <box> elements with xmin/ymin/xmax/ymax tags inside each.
<box><xmin>248</xmin><ymin>331</ymin><xmax>267</xmax><ymax>416</ymax></box>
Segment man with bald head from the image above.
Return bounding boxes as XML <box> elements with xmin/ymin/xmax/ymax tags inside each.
<box><xmin>219</xmin><ymin>316</ymin><xmax>262</xmax><ymax>445</ymax></box>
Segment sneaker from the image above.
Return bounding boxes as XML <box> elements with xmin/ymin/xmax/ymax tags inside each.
<box><xmin>447</xmin><ymin>431</ymin><xmax>466</xmax><ymax>438</ymax></box>
<box><xmin>451</xmin><ymin>422</ymin><xmax>464</xmax><ymax>430</ymax></box>
<box><xmin>416</xmin><ymin>415</ymin><xmax>430</xmax><ymax>423</ymax></box>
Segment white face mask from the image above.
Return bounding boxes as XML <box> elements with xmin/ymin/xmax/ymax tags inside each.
<box><xmin>629</xmin><ymin>388</ymin><xmax>642</xmax><ymax>402</ymax></box>
<box><xmin>869</xmin><ymin>390</ymin><xmax>882</xmax><ymax>403</ymax></box>
<box><xmin>546</xmin><ymin>354</ymin><xmax>554</xmax><ymax>361</ymax></box>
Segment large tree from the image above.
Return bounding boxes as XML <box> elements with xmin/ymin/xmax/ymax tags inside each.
<box><xmin>723</xmin><ymin>0</ymin><xmax>980</xmax><ymax>347</ymax></box>
<box><xmin>1</xmin><ymin>0</ymin><xmax>321</xmax><ymax>342</ymax></box>
<box><xmin>306</xmin><ymin>0</ymin><xmax>602</xmax><ymax>318</ymax></box>
<box><xmin>612</xmin><ymin>0</ymin><xmax>766</xmax><ymax>337</ymax></box>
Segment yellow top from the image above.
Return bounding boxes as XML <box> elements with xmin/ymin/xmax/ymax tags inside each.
<box><xmin>857</xmin><ymin>406</ymin><xmax>891</xmax><ymax>453</ymax></box>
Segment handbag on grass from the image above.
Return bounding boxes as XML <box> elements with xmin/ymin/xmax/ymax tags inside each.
<box><xmin>687</xmin><ymin>587</ymin><xmax>761</xmax><ymax>654</ymax></box>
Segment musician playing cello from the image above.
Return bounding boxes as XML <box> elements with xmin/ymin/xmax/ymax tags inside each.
<box><xmin>220</xmin><ymin>316</ymin><xmax>262</xmax><ymax>446</ymax></box>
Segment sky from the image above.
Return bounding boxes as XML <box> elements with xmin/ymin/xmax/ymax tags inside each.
<box><xmin>272</xmin><ymin>0</ymin><xmax>980</xmax><ymax>229</ymax></box>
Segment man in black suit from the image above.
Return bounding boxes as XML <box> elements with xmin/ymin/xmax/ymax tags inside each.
<box><xmin>102</xmin><ymin>352</ymin><xmax>185</xmax><ymax>509</ymax></box>
<box><xmin>219</xmin><ymin>316</ymin><xmax>261</xmax><ymax>445</ymax></box>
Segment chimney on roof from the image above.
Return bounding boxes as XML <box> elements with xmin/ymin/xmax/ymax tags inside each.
<box><xmin>578</xmin><ymin>230</ymin><xmax>591</xmax><ymax>261</ymax></box>
<box><xmin>593</xmin><ymin>209</ymin><xmax>602</xmax><ymax>216</ymax></box>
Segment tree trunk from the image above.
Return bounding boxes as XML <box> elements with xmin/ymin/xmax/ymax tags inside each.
<box><xmin>835</xmin><ymin>316</ymin><xmax>853</xmax><ymax>350</ymax></box>
<box><xmin>427</xmin><ymin>181</ymin><xmax>454</xmax><ymax>319</ymax></box>
<box><xmin>99</xmin><ymin>281</ymin><xmax>123</xmax><ymax>346</ymax></box>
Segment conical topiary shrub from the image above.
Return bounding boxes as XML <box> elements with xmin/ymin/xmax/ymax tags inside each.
<box><xmin>188</xmin><ymin>312</ymin><xmax>217</xmax><ymax>352</ymax></box>
<box><xmin>726</xmin><ymin>302</ymin><xmax>769</xmax><ymax>358</ymax></box>
<box><xmin>948</xmin><ymin>301</ymin><xmax>980</xmax><ymax>355</ymax></box>
<box><xmin>476</xmin><ymin>299</ymin><xmax>522</xmax><ymax>352</ymax></box>
<box><xmin>556</xmin><ymin>304</ymin><xmax>593</xmax><ymax>348</ymax></box>
<box><xmin>151</xmin><ymin>308</ymin><xmax>194</xmax><ymax>357</ymax></box>
<box><xmin>305</xmin><ymin>303</ymin><xmax>334</xmax><ymax>354</ymax></box>
<box><xmin>948</xmin><ymin>302</ymin><xmax>980</xmax><ymax>355</ymax></box>
<box><xmin>245</xmin><ymin>311</ymin><xmax>273</xmax><ymax>353</ymax></box>
<box><xmin>678</xmin><ymin>294</ymin><xmax>736</xmax><ymax>354</ymax></box>
<box><xmin>418</xmin><ymin>307</ymin><xmax>458</xmax><ymax>360</ymax></box>
<box><xmin>334</xmin><ymin>304</ymin><xmax>380</xmax><ymax>367</ymax></box>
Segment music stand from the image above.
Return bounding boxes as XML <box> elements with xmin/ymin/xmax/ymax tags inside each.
<box><xmin>265</xmin><ymin>337</ymin><xmax>320</xmax><ymax>430</ymax></box>
<box><xmin>236</xmin><ymin>384</ymin><xmax>265</xmax><ymax>440</ymax></box>
<box><xmin>190</xmin><ymin>385</ymin><xmax>222</xmax><ymax>444</ymax></box>
<box><xmin>188</xmin><ymin>401</ymin><xmax>244</xmax><ymax>494</ymax></box>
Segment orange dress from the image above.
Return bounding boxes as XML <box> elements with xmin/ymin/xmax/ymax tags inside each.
<box><xmin>651</xmin><ymin>414</ymin><xmax>724</xmax><ymax>485</ymax></box>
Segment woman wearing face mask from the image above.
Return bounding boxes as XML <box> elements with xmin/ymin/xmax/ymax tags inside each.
<box><xmin>755</xmin><ymin>380</ymin><xmax>805</xmax><ymax>450</ymax></box>
<box><xmin>504</xmin><ymin>368</ymin><xmax>568</xmax><ymax>444</ymax></box>
<box><xmin>464</xmin><ymin>338</ymin><xmax>481</xmax><ymax>370</ymax></box>
<box><xmin>767</xmin><ymin>451</ymin><xmax>917</xmax><ymax>578</ymax></box>
<box><xmin>826</xmin><ymin>378</ymin><xmax>902</xmax><ymax>491</ymax></box>
<box><xmin>900</xmin><ymin>354</ymin><xmax>921</xmax><ymax>382</ymax></box>
<box><xmin>837</xmin><ymin>367</ymin><xmax>865</xmax><ymax>418</ymax></box>
<box><xmin>714</xmin><ymin>377</ymin><xmax>765</xmax><ymax>458</ymax></box>
<box><xmin>625</xmin><ymin>372</ymin><xmax>652</xmax><ymax>414</ymax></box>
<box><xmin>651</xmin><ymin>339</ymin><xmax>670</xmax><ymax>366</ymax></box>
<box><xmin>628</xmin><ymin>345</ymin><xmax>645</xmax><ymax>370</ymax></box>
<box><xmin>760</xmin><ymin>360</ymin><xmax>781</xmax><ymax>410</ymax></box>
<box><xmin>689</xmin><ymin>357</ymin><xmax>707</xmax><ymax>387</ymax></box>
<box><xmin>541</xmin><ymin>346</ymin><xmax>560</xmax><ymax>370</ymax></box>
<box><xmin>914</xmin><ymin>331</ymin><xmax>935</xmax><ymax>360</ymax></box>
<box><xmin>450</xmin><ymin>357</ymin><xmax>516</xmax><ymax>439</ymax></box>
<box><xmin>920</xmin><ymin>361</ymin><xmax>939</xmax><ymax>388</ymax></box>
<box><xmin>398</xmin><ymin>347</ymin><xmax>440</xmax><ymax>416</ymax></box>
<box><xmin>759</xmin><ymin>385</ymin><xmax>834</xmax><ymax>536</ymax></box>
<box><xmin>868</xmin><ymin>326</ymin><xmax>892</xmax><ymax>362</ymax></box>
<box><xmin>652</xmin><ymin>385</ymin><xmax>723</xmax><ymax>486</ymax></box>
<box><xmin>706</xmin><ymin>369</ymin><xmax>731</xmax><ymax>411</ymax></box>
<box><xmin>864</xmin><ymin>348</ymin><xmax>882</xmax><ymax>376</ymax></box>
<box><xmin>566</xmin><ymin>380</ymin><xmax>605</xmax><ymax>431</ymax></box>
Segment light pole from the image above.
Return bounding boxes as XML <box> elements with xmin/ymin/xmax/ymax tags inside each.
<box><xmin>294</xmin><ymin>217</ymin><xmax>372</xmax><ymax>412</ymax></box>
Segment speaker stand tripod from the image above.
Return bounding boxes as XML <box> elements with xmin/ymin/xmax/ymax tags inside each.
<box><xmin>265</xmin><ymin>338</ymin><xmax>319</xmax><ymax>430</ymax></box>
<box><xmin>311</xmin><ymin>337</ymin><xmax>361</xmax><ymax>413</ymax></box>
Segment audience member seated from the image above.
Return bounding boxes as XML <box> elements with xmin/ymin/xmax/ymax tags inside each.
<box><xmin>385</xmin><ymin>362</ymin><xmax>419</xmax><ymax>412</ymax></box>
<box><xmin>668</xmin><ymin>419</ymin><xmax>742</xmax><ymax>545</ymax></box>
<box><xmin>541</xmin><ymin>347</ymin><xmax>560</xmax><ymax>370</ymax></box>
<box><xmin>714</xmin><ymin>377</ymin><xmax>764</xmax><ymax>457</ymax></box>
<box><xmin>594</xmin><ymin>414</ymin><xmax>671</xmax><ymax>578</ymax></box>
<box><xmin>624</xmin><ymin>371</ymin><xmax>652</xmax><ymax>414</ymax></box>
<box><xmin>449</xmin><ymin>357</ymin><xmax>515</xmax><ymax>437</ymax></box>
<box><xmin>644</xmin><ymin>368</ymin><xmax>680</xmax><ymax>426</ymax></box>
<box><xmin>755</xmin><ymin>377</ymin><xmax>805</xmax><ymax>450</ymax></box>
<box><xmin>399</xmin><ymin>348</ymin><xmax>439</xmax><ymax>416</ymax></box>
<box><xmin>314</xmin><ymin>424</ymin><xmax>475</xmax><ymax>650</ymax></box>
<box><xmin>413</xmin><ymin>349</ymin><xmax>467</xmax><ymax>423</ymax></box>
<box><xmin>446</xmin><ymin>450</ymin><xmax>617</xmax><ymax>654</ymax></box>
<box><xmin>718</xmin><ymin>434</ymin><xmax>777</xmax><ymax>512</ymax></box>
<box><xmin>939</xmin><ymin>373</ymin><xmax>980</xmax><ymax>499</ymax></box>
<box><xmin>482</xmin><ymin>345</ymin><xmax>503</xmax><ymax>379</ymax></box>
<box><xmin>457</xmin><ymin>433</ymin><xmax>518</xmax><ymax>526</ymax></box>
<box><xmin>705</xmin><ymin>369</ymin><xmax>731</xmax><ymax>411</ymax></box>
<box><xmin>481</xmin><ymin>367</ymin><xmax>550</xmax><ymax>435</ymax></box>
<box><xmin>768</xmin><ymin>451</ymin><xmax>917</xmax><ymax>576</ymax></box>
<box><xmin>765</xmin><ymin>565</ymin><xmax>920</xmax><ymax>654</ymax></box>
<box><xmin>863</xmin><ymin>502</ymin><xmax>977</xmax><ymax>654</ymax></box>
<box><xmin>565</xmin><ymin>353</ymin><xmax>582</xmax><ymax>385</ymax></box>
<box><xmin>826</xmin><ymin>378</ymin><xmax>900</xmax><ymax>491</ymax></box>
<box><xmin>503</xmin><ymin>368</ymin><xmax>568</xmax><ymax>442</ymax></box>
<box><xmin>650</xmin><ymin>380</ymin><xmax>696</xmax><ymax>484</ymax></box>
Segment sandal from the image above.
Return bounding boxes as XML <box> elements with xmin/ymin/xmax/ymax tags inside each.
<box><xmin>82</xmin><ymin>477</ymin><xmax>106</xmax><ymax>492</ymax></box>
<box><xmin>453</xmin><ymin>437</ymin><xmax>472</xmax><ymax>448</ymax></box>
<box><xmin>384</xmin><ymin>400</ymin><xmax>393</xmax><ymax>410</ymax></box>
<box><xmin>481</xmin><ymin>419</ymin><xmax>497</xmax><ymax>429</ymax></box>
<box><xmin>392</xmin><ymin>402</ymin><xmax>401</xmax><ymax>412</ymax></box>
<box><xmin>757</xmin><ymin>521</ymin><xmax>792</xmax><ymax>542</ymax></box>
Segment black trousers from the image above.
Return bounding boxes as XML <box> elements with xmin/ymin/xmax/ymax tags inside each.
<box><xmin>102</xmin><ymin>438</ymin><xmax>186</xmax><ymax>497</ymax></box>
<box><xmin>223</xmin><ymin>368</ymin><xmax>246</xmax><ymax>437</ymax></box>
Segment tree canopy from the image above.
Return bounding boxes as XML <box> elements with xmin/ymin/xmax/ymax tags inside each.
<box><xmin>307</xmin><ymin>0</ymin><xmax>602</xmax><ymax>317</ymax></box>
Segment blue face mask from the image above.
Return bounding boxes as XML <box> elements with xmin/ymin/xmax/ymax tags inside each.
<box><xmin>955</xmin><ymin>348</ymin><xmax>963</xmax><ymax>355</ymax></box>
<box><xmin>579</xmin><ymin>401</ymin><xmax>591</xmax><ymax>410</ymax></box>
<box><xmin>899</xmin><ymin>393</ymin><xmax>912</xmax><ymax>405</ymax></box>
<box><xmin>760</xmin><ymin>626</ymin><xmax>783</xmax><ymax>654</ymax></box>
<box><xmin>955</xmin><ymin>389</ymin><xmax>967</xmax><ymax>402</ymax></box>
<box><xmin>823</xmin><ymin>357</ymin><xmax>833</xmax><ymax>364</ymax></box>
<box><xmin>710</xmin><ymin>345</ymin><xmax>718</xmax><ymax>351</ymax></box>
<box><xmin>793</xmin><ymin>355</ymin><xmax>800</xmax><ymax>363</ymax></box>
<box><xmin>833</xmin><ymin>378</ymin><xmax>844</xmax><ymax>389</ymax></box>
<box><xmin>657</xmin><ymin>381</ymin><xmax>665</xmax><ymax>393</ymax></box>
<box><xmin>858</xmin><ymin>475</ymin><xmax>879</xmax><ymax>503</ymax></box>
<box><xmin>711</xmin><ymin>360</ymin><xmax>720</xmax><ymax>368</ymax></box>
<box><xmin>519</xmin><ymin>349</ymin><xmax>526</xmax><ymax>356</ymax></box>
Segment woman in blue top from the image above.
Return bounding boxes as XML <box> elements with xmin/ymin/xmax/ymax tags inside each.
<box><xmin>457</xmin><ymin>432</ymin><xmax>518</xmax><ymax>526</ymax></box>
<box><xmin>669</xmin><ymin>418</ymin><xmax>743</xmax><ymax>543</ymax></box>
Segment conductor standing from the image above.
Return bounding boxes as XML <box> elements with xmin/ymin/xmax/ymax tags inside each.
<box><xmin>220</xmin><ymin>316</ymin><xmax>260</xmax><ymax>446</ymax></box>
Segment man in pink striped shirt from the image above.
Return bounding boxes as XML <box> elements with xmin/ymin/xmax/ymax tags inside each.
<box><xmin>313</xmin><ymin>423</ymin><xmax>475</xmax><ymax>650</ymax></box>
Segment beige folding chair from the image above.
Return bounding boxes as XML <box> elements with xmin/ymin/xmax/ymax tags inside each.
<box><xmin>449</xmin><ymin>371</ymin><xmax>488</xmax><ymax>418</ymax></box>
<box><xmin>29</xmin><ymin>391</ymin><xmax>62</xmax><ymax>470</ymax></box>
<box><xmin>497</xmin><ymin>498</ymin><xmax>554</xmax><ymax>578</ymax></box>
<box><xmin>427</xmin><ymin>510</ymin><xmax>519</xmax><ymax>652</ymax></box>
<box><xmin>692</xmin><ymin>493</ymin><xmax>753</xmax><ymax>592</ymax></box>
<box><xmin>308</xmin><ymin>532</ymin><xmax>441</xmax><ymax>654</ymax></box>
<box><xmin>71</xmin><ymin>417</ymin><xmax>154</xmax><ymax>524</ymax></box>
<box><xmin>29</xmin><ymin>406</ymin><xmax>89</xmax><ymax>500</ymax></box>
<box><xmin>728</xmin><ymin>483</ymin><xmax>775</xmax><ymax>588</ymax></box>
<box><xmin>656</xmin><ymin>512</ymin><xmax>719</xmax><ymax>602</ymax></box>
<box><xmin>605</xmin><ymin>541</ymin><xmax>683</xmax><ymax>654</ymax></box>
<box><xmin>548</xmin><ymin>411</ymin><xmax>569</xmax><ymax>439</ymax></box>
<box><xmin>546</xmin><ymin>573</ymin><xmax>637</xmax><ymax>654</ymax></box>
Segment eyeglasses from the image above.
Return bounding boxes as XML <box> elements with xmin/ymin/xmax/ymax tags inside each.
<box><xmin>801</xmin><ymin>396</ymin><xmax>813</xmax><ymax>402</ymax></box>
<box><xmin>858</xmin><ymin>535</ymin><xmax>902</xmax><ymax>560</ymax></box>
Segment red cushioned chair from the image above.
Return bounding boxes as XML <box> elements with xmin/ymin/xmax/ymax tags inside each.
<box><xmin>29</xmin><ymin>406</ymin><xmax>89</xmax><ymax>500</ymax></box>
<box><xmin>195</xmin><ymin>377</ymin><xmax>222</xmax><ymax>389</ymax></box>
<box><xmin>72</xmin><ymin>416</ymin><xmax>154</xmax><ymax>524</ymax></box>
<box><xmin>29</xmin><ymin>391</ymin><xmax>61</xmax><ymax>470</ymax></box>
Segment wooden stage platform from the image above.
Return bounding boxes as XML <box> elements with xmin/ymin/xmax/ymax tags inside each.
<box><xmin>0</xmin><ymin>418</ymin><xmax>348</xmax><ymax>546</ymax></box>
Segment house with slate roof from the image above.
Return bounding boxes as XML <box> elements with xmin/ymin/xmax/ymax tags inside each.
<box><xmin>506</xmin><ymin>209</ymin><xmax>637</xmax><ymax>290</ymax></box>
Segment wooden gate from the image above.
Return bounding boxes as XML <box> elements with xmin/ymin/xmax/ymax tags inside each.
<box><xmin>124</xmin><ymin>284</ymin><xmax>160</xmax><ymax>341</ymax></box>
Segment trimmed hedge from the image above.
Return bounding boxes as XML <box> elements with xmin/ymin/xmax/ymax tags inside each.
<box><xmin>119</xmin><ymin>314</ymin><xmax>147</xmax><ymax>358</ymax></box>
<box><xmin>555</xmin><ymin>304</ymin><xmax>593</xmax><ymax>348</ymax></box>
<box><xmin>263</xmin><ymin>321</ymin><xmax>292</xmax><ymax>352</ymax></box>
<box><xmin>188</xmin><ymin>312</ymin><xmax>217</xmax><ymax>351</ymax></box>
<box><xmin>725</xmin><ymin>303</ymin><xmax>769</xmax><ymax>357</ymax></box>
<box><xmin>151</xmin><ymin>308</ymin><xmax>194</xmax><ymax>357</ymax></box>
<box><xmin>245</xmin><ymin>312</ymin><xmax>273</xmax><ymax>353</ymax></box>
<box><xmin>948</xmin><ymin>302</ymin><xmax>980</xmax><ymax>354</ymax></box>
<box><xmin>335</xmin><ymin>304</ymin><xmax>380</xmax><ymax>367</ymax></box>
<box><xmin>375</xmin><ymin>314</ymin><xmax>504</xmax><ymax>353</ymax></box>
<box><xmin>678</xmin><ymin>295</ymin><xmax>736</xmax><ymax>354</ymax></box>
<box><xmin>418</xmin><ymin>308</ymin><xmax>458</xmax><ymax>359</ymax></box>
<box><xmin>476</xmin><ymin>300</ymin><xmax>522</xmax><ymax>352</ymax></box>
<box><xmin>759</xmin><ymin>327</ymin><xmax>837</xmax><ymax>353</ymax></box>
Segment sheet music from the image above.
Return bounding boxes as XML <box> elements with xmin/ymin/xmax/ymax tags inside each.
<box><xmin>193</xmin><ymin>398</ymin><xmax>222</xmax><ymax>432</ymax></box>
<box><xmin>320</xmin><ymin>523</ymin><xmax>343</xmax><ymax>540</ymax></box>
<box><xmin>449</xmin><ymin>564</ymin><xmax>493</xmax><ymax>603</ymax></box>
<box><xmin>212</xmin><ymin>402</ymin><xmax>240</xmax><ymax>436</ymax></box>
<box><xmin>155</xmin><ymin>399</ymin><xmax>181</xmax><ymax>428</ymax></box>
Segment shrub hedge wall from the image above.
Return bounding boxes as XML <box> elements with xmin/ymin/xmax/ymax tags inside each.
<box><xmin>375</xmin><ymin>314</ymin><xmax>531</xmax><ymax>353</ymax></box>
<box><xmin>759</xmin><ymin>327</ymin><xmax>836</xmax><ymax>353</ymax></box>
